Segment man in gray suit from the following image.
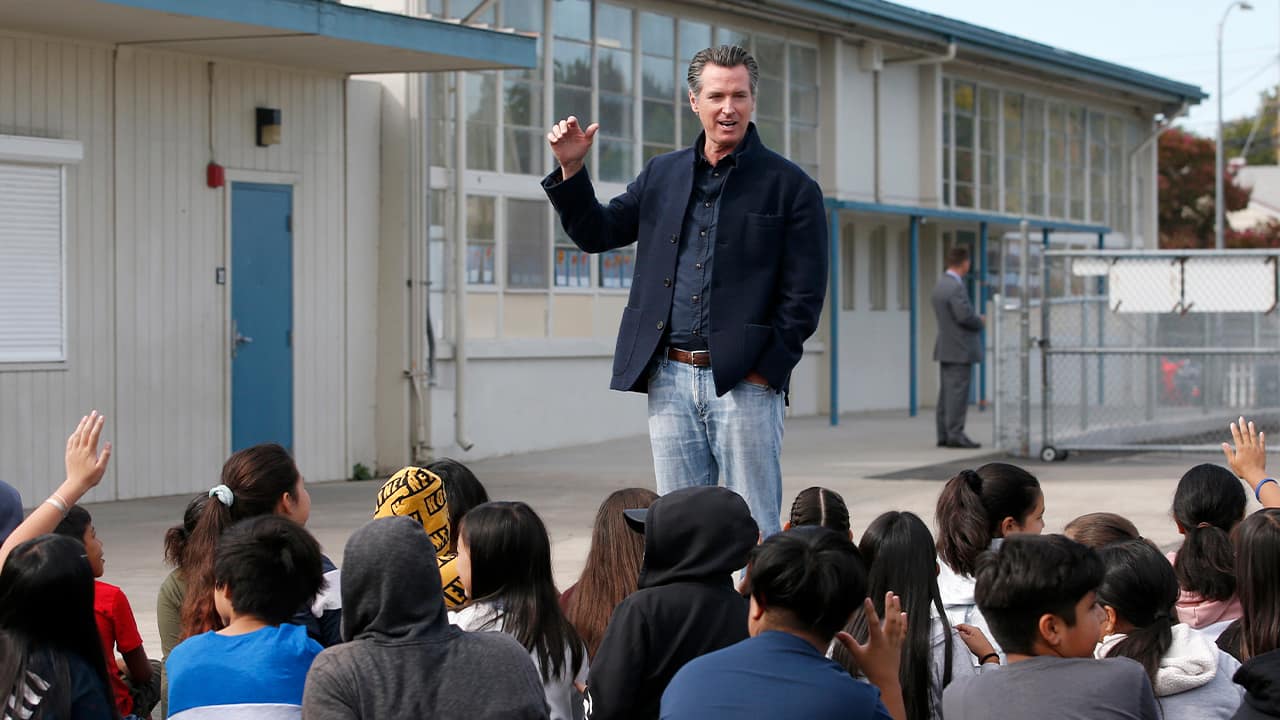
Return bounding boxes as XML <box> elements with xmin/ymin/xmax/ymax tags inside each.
<box><xmin>932</xmin><ymin>246</ymin><xmax>984</xmax><ymax>448</ymax></box>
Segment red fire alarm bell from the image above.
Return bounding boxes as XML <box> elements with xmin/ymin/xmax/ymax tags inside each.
<box><xmin>207</xmin><ymin>162</ymin><xmax>225</xmax><ymax>188</ymax></box>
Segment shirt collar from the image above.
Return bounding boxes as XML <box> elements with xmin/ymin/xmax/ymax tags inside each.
<box><xmin>946</xmin><ymin>269</ymin><xmax>965</xmax><ymax>283</ymax></box>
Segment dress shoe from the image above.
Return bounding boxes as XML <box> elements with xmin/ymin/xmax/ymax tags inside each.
<box><xmin>946</xmin><ymin>438</ymin><xmax>981</xmax><ymax>449</ymax></box>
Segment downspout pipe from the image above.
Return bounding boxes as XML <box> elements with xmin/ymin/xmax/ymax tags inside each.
<box><xmin>885</xmin><ymin>41</ymin><xmax>957</xmax><ymax>66</ymax></box>
<box><xmin>453</xmin><ymin>71</ymin><xmax>474</xmax><ymax>452</ymax></box>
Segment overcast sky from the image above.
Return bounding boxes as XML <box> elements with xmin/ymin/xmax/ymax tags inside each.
<box><xmin>895</xmin><ymin>0</ymin><xmax>1280</xmax><ymax>136</ymax></box>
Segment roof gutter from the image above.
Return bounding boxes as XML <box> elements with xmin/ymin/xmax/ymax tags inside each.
<box><xmin>885</xmin><ymin>40</ymin><xmax>956</xmax><ymax>66</ymax></box>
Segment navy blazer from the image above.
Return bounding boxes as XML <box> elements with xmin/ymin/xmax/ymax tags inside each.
<box><xmin>543</xmin><ymin>124</ymin><xmax>828</xmax><ymax>397</ymax></box>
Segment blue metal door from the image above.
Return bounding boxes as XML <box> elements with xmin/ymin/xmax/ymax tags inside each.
<box><xmin>231</xmin><ymin>182</ymin><xmax>293</xmax><ymax>452</ymax></box>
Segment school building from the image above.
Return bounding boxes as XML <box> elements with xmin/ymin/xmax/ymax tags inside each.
<box><xmin>0</xmin><ymin>0</ymin><xmax>1205</xmax><ymax>501</ymax></box>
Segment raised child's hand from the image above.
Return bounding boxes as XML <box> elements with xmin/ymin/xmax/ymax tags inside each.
<box><xmin>1223</xmin><ymin>415</ymin><xmax>1266</xmax><ymax>486</ymax></box>
<box><xmin>65</xmin><ymin>411</ymin><xmax>111</xmax><ymax>494</ymax></box>
<box><xmin>836</xmin><ymin>592</ymin><xmax>906</xmax><ymax>688</ymax></box>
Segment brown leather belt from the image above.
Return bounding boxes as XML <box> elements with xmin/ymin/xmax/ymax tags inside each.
<box><xmin>667</xmin><ymin>347</ymin><xmax>711</xmax><ymax>367</ymax></box>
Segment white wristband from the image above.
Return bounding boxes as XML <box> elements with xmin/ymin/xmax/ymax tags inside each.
<box><xmin>44</xmin><ymin>495</ymin><xmax>68</xmax><ymax>514</ymax></box>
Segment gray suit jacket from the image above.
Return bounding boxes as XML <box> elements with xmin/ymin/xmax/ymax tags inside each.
<box><xmin>932</xmin><ymin>273</ymin><xmax>984</xmax><ymax>364</ymax></box>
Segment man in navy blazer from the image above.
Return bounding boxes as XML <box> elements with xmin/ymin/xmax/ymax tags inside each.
<box><xmin>541</xmin><ymin>45</ymin><xmax>827</xmax><ymax>536</ymax></box>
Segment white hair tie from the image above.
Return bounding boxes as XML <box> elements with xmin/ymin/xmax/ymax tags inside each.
<box><xmin>209</xmin><ymin>484</ymin><xmax>235</xmax><ymax>508</ymax></box>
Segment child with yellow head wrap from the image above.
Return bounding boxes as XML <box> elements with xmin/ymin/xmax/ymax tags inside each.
<box><xmin>374</xmin><ymin>466</ymin><xmax>468</xmax><ymax>608</ymax></box>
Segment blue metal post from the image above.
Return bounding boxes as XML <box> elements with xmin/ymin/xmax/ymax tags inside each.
<box><xmin>978</xmin><ymin>222</ymin><xmax>988</xmax><ymax>411</ymax></box>
<box><xmin>828</xmin><ymin>208</ymin><xmax>840</xmax><ymax>426</ymax></box>
<box><xmin>909</xmin><ymin>215</ymin><xmax>920</xmax><ymax>417</ymax></box>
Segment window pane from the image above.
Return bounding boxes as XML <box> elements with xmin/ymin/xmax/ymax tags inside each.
<box><xmin>599</xmin><ymin>48</ymin><xmax>632</xmax><ymax>94</ymax></box>
<box><xmin>554</xmin><ymin>245</ymin><xmax>592</xmax><ymax>288</ymax></box>
<box><xmin>757</xmin><ymin>75</ymin><xmax>784</xmax><ymax>119</ymax></box>
<box><xmin>504</xmin><ymin>128</ymin><xmax>544</xmax><ymax>175</ymax></box>
<box><xmin>678</xmin><ymin>20</ymin><xmax>712</xmax><ymax>64</ymax></box>
<box><xmin>642</xmin><ymin>55</ymin><xmax>675</xmax><ymax>99</ymax></box>
<box><xmin>955</xmin><ymin>114</ymin><xmax>974</xmax><ymax>150</ymax></box>
<box><xmin>789</xmin><ymin>45</ymin><xmax>817</xmax><ymax>83</ymax></box>
<box><xmin>554</xmin><ymin>41</ymin><xmax>592</xmax><ymax>87</ymax></box>
<box><xmin>898</xmin><ymin>230</ymin><xmax>911</xmax><ymax>310</ymax></box>
<box><xmin>644</xmin><ymin>144</ymin><xmax>674</xmax><ymax>162</ymax></box>
<box><xmin>683</xmin><ymin>112</ymin><xmax>704</xmax><ymax>147</ymax></box>
<box><xmin>640</xmin><ymin>12</ymin><xmax>674</xmax><ymax>56</ymax></box>
<box><xmin>953</xmin><ymin>81</ymin><xmax>975</xmax><ymax>112</ymax></box>
<box><xmin>466</xmin><ymin>123</ymin><xmax>497</xmax><ymax>171</ymax></box>
<box><xmin>554</xmin><ymin>0</ymin><xmax>591</xmax><ymax>42</ymax></box>
<box><xmin>1005</xmin><ymin>156</ymin><xmax>1023</xmax><ymax>214</ymax></box>
<box><xmin>466</xmin><ymin>196</ymin><xmax>495</xmax><ymax>285</ymax></box>
<box><xmin>717</xmin><ymin>27</ymin><xmax>750</xmax><ymax>49</ymax></box>
<box><xmin>466</xmin><ymin>71</ymin><xmax>497</xmax><ymax>118</ymax></box>
<box><xmin>504</xmin><ymin>78</ymin><xmax>542</xmax><ymax>127</ymax></box>
<box><xmin>507</xmin><ymin>199</ymin><xmax>549</xmax><ymax>289</ymax></box>
<box><xmin>600</xmin><ymin>248</ymin><xmax>636</xmax><ymax>288</ymax></box>
<box><xmin>600</xmin><ymin>94</ymin><xmax>634</xmax><ymax>138</ymax></box>
<box><xmin>869</xmin><ymin>226</ymin><xmax>887</xmax><ymax>311</ymax></box>
<box><xmin>955</xmin><ymin>148</ymin><xmax>973</xmax><ymax>184</ymax></box>
<box><xmin>0</xmin><ymin>163</ymin><xmax>63</xmax><ymax>361</ymax></box>
<box><xmin>597</xmin><ymin>3</ymin><xmax>633</xmax><ymax>50</ymax></box>
<box><xmin>790</xmin><ymin>126</ymin><xmax>818</xmax><ymax>166</ymax></box>
<box><xmin>755</xmin><ymin>35</ymin><xmax>785</xmax><ymax>72</ymax></box>
<box><xmin>554</xmin><ymin>86</ymin><xmax>592</xmax><ymax>123</ymax></box>
<box><xmin>790</xmin><ymin>83</ymin><xmax>818</xmax><ymax>122</ymax></box>
<box><xmin>503</xmin><ymin>0</ymin><xmax>543</xmax><ymax>33</ymax></box>
<box><xmin>598</xmin><ymin>139</ymin><xmax>634</xmax><ymax>182</ymax></box>
<box><xmin>841</xmin><ymin>222</ymin><xmax>856</xmax><ymax>311</ymax></box>
<box><xmin>643</xmin><ymin>100</ymin><xmax>675</xmax><ymax>144</ymax></box>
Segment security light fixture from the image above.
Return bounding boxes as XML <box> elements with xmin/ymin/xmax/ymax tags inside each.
<box><xmin>256</xmin><ymin>107</ymin><xmax>282</xmax><ymax>147</ymax></box>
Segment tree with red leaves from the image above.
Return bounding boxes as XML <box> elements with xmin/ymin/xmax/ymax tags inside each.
<box><xmin>1157</xmin><ymin>127</ymin><xmax>1280</xmax><ymax>248</ymax></box>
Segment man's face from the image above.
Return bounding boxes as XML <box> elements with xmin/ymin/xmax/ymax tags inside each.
<box><xmin>689</xmin><ymin>63</ymin><xmax>756</xmax><ymax>151</ymax></box>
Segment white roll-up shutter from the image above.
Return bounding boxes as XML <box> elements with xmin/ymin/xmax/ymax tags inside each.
<box><xmin>0</xmin><ymin>162</ymin><xmax>64</xmax><ymax>362</ymax></box>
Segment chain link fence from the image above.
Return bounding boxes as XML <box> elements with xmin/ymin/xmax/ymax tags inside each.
<box><xmin>992</xmin><ymin>238</ymin><xmax>1280</xmax><ymax>460</ymax></box>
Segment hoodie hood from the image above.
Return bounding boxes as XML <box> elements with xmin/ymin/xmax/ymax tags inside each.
<box><xmin>635</xmin><ymin>486</ymin><xmax>758</xmax><ymax>589</ymax></box>
<box><xmin>1236</xmin><ymin>648</ymin><xmax>1280</xmax><ymax>717</ymax></box>
<box><xmin>1097</xmin><ymin>624</ymin><xmax>1221</xmax><ymax>696</ymax></box>
<box><xmin>340</xmin><ymin>516</ymin><xmax>451</xmax><ymax>643</ymax></box>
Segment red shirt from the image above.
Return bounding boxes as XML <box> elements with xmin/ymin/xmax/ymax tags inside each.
<box><xmin>94</xmin><ymin>580</ymin><xmax>143</xmax><ymax>715</ymax></box>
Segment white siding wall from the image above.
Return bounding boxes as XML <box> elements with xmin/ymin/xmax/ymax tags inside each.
<box><xmin>0</xmin><ymin>34</ymin><xmax>115</xmax><ymax>503</ymax></box>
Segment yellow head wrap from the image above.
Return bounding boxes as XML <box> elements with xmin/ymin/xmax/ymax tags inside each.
<box><xmin>374</xmin><ymin>466</ymin><xmax>467</xmax><ymax>608</ymax></box>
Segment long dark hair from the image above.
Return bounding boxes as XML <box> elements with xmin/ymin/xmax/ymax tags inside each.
<box><xmin>460</xmin><ymin>502</ymin><xmax>585</xmax><ymax>682</ymax></box>
<box><xmin>788</xmin><ymin>486</ymin><xmax>851</xmax><ymax>535</ymax></box>
<box><xmin>0</xmin><ymin>535</ymin><xmax>117</xmax><ymax>720</ymax></box>
<box><xmin>565</xmin><ymin>488</ymin><xmax>657</xmax><ymax>658</ymax></box>
<box><xmin>164</xmin><ymin>494</ymin><xmax>210</xmax><ymax>568</ymax></box>
<box><xmin>1096</xmin><ymin>539</ymin><xmax>1178</xmax><ymax>686</ymax></box>
<box><xmin>833</xmin><ymin>511</ymin><xmax>951</xmax><ymax>720</ymax></box>
<box><xmin>426</xmin><ymin>458</ymin><xmax>489</xmax><ymax>553</ymax></box>
<box><xmin>936</xmin><ymin>463</ymin><xmax>1042</xmax><ymax>576</ymax></box>
<box><xmin>1235</xmin><ymin>509</ymin><xmax>1280</xmax><ymax>660</ymax></box>
<box><xmin>1171</xmin><ymin>463</ymin><xmax>1245</xmax><ymax>602</ymax></box>
<box><xmin>180</xmin><ymin>444</ymin><xmax>302</xmax><ymax>638</ymax></box>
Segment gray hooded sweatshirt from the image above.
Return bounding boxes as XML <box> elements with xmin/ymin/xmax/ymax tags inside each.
<box><xmin>301</xmin><ymin>517</ymin><xmax>549</xmax><ymax>720</ymax></box>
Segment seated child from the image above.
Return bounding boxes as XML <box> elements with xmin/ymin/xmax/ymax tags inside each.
<box><xmin>588</xmin><ymin>486</ymin><xmax>759</xmax><ymax>720</ymax></box>
<box><xmin>1062</xmin><ymin>512</ymin><xmax>1140</xmax><ymax>549</ymax></box>
<box><xmin>661</xmin><ymin>526</ymin><xmax>906</xmax><ymax>719</ymax></box>
<box><xmin>53</xmin><ymin>505</ymin><xmax>159</xmax><ymax>719</ymax></box>
<box><xmin>941</xmin><ymin>534</ymin><xmax>1160</xmax><ymax>720</ymax></box>
<box><xmin>166</xmin><ymin>515</ymin><xmax>325</xmax><ymax>718</ymax></box>
<box><xmin>1168</xmin><ymin>464</ymin><xmax>1246</xmax><ymax>638</ymax></box>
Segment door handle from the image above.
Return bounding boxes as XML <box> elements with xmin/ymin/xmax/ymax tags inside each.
<box><xmin>232</xmin><ymin>320</ymin><xmax>254</xmax><ymax>359</ymax></box>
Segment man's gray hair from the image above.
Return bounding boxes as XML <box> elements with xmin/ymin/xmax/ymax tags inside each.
<box><xmin>687</xmin><ymin>45</ymin><xmax>759</xmax><ymax>97</ymax></box>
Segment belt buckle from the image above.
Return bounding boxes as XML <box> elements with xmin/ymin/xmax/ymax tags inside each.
<box><xmin>688</xmin><ymin>349</ymin><xmax>709</xmax><ymax>365</ymax></box>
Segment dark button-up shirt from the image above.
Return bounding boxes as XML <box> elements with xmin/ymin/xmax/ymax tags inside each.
<box><xmin>666</xmin><ymin>145</ymin><xmax>737</xmax><ymax>351</ymax></box>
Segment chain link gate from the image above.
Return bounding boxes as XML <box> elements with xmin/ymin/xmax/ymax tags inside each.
<box><xmin>992</xmin><ymin>236</ymin><xmax>1280</xmax><ymax>460</ymax></box>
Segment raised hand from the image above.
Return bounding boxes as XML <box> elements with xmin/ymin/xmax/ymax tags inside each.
<box><xmin>65</xmin><ymin>410</ymin><xmax>112</xmax><ymax>495</ymax></box>
<box><xmin>1225</xmin><ymin>416</ymin><xmax>1276</xmax><ymax>506</ymax></box>
<box><xmin>836</xmin><ymin>593</ymin><xmax>908</xmax><ymax>720</ymax></box>
<box><xmin>546</xmin><ymin>116</ymin><xmax>599</xmax><ymax>180</ymax></box>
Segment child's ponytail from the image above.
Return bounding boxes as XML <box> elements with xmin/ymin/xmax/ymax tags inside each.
<box><xmin>936</xmin><ymin>463</ymin><xmax>1041</xmax><ymax>577</ymax></box>
<box><xmin>164</xmin><ymin>494</ymin><xmax>210</xmax><ymax>568</ymax></box>
<box><xmin>178</xmin><ymin>487</ymin><xmax>236</xmax><ymax>638</ymax></box>
<box><xmin>1171</xmin><ymin>464</ymin><xmax>1245</xmax><ymax>602</ymax></box>
<box><xmin>1097</xmin><ymin>539</ymin><xmax>1178</xmax><ymax>688</ymax></box>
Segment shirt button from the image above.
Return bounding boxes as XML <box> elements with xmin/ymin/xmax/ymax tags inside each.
<box><xmin>663</xmin><ymin>278</ymin><xmax>672</xmax><ymax>287</ymax></box>
<box><xmin>692</xmin><ymin>295</ymin><xmax>700</xmax><ymax>302</ymax></box>
<box><xmin>695</xmin><ymin>263</ymin><xmax>703</xmax><ymax>270</ymax></box>
<box><xmin>699</xmin><ymin>230</ymin><xmax>706</xmax><ymax>237</ymax></box>
<box><xmin>657</xmin><ymin>321</ymin><xmax>665</xmax><ymax>330</ymax></box>
<box><xmin>693</xmin><ymin>330</ymin><xmax>700</xmax><ymax>336</ymax></box>
<box><xmin>713</xmin><ymin>172</ymin><xmax>719</xmax><ymax>177</ymax></box>
<box><xmin>704</xmin><ymin>202</ymin><xmax>711</xmax><ymax>208</ymax></box>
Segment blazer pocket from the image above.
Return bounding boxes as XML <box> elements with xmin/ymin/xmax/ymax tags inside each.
<box><xmin>745</xmin><ymin>212</ymin><xmax>783</xmax><ymax>227</ymax></box>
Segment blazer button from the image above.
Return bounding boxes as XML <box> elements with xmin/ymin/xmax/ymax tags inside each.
<box><xmin>670</xmin><ymin>234</ymin><xmax>678</xmax><ymax>244</ymax></box>
<box><xmin>663</xmin><ymin>278</ymin><xmax>672</xmax><ymax>287</ymax></box>
<box><xmin>657</xmin><ymin>320</ymin><xmax>665</xmax><ymax>330</ymax></box>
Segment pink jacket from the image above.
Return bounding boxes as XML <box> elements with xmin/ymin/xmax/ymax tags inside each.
<box><xmin>1166</xmin><ymin>550</ymin><xmax>1244</xmax><ymax>629</ymax></box>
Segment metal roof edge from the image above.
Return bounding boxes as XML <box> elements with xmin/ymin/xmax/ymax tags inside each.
<box><xmin>824</xmin><ymin>197</ymin><xmax>1114</xmax><ymax>234</ymax></box>
<box><xmin>767</xmin><ymin>0</ymin><xmax>1206</xmax><ymax>105</ymax></box>
<box><xmin>99</xmin><ymin>0</ymin><xmax>538</xmax><ymax>69</ymax></box>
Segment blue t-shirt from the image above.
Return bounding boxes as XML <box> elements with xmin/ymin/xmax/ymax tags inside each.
<box><xmin>661</xmin><ymin>631</ymin><xmax>894</xmax><ymax>720</ymax></box>
<box><xmin>166</xmin><ymin>623</ymin><xmax>323</xmax><ymax>719</ymax></box>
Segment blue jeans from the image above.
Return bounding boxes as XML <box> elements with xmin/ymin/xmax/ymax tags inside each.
<box><xmin>646</xmin><ymin>354</ymin><xmax>785</xmax><ymax>537</ymax></box>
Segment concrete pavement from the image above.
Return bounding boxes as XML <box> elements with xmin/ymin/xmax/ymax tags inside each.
<box><xmin>79</xmin><ymin>409</ymin><xmax>1246</xmax><ymax>656</ymax></box>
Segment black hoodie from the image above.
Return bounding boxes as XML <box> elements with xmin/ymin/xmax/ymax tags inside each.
<box><xmin>1235</xmin><ymin>648</ymin><xmax>1280</xmax><ymax>719</ymax></box>
<box><xmin>302</xmin><ymin>517</ymin><xmax>549</xmax><ymax>719</ymax></box>
<box><xmin>586</xmin><ymin>486</ymin><xmax>758</xmax><ymax>720</ymax></box>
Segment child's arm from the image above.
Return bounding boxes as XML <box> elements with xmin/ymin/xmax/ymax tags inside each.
<box><xmin>835</xmin><ymin>593</ymin><xmax>908</xmax><ymax>720</ymax></box>
<box><xmin>0</xmin><ymin>412</ymin><xmax>111</xmax><ymax>569</ymax></box>
<box><xmin>122</xmin><ymin>646</ymin><xmax>152</xmax><ymax>683</ymax></box>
